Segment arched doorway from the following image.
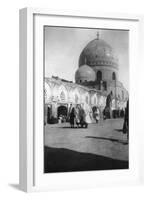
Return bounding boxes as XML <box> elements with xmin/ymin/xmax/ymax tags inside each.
<box><xmin>92</xmin><ymin>106</ymin><xmax>101</xmax><ymax>123</ymax></box>
<box><xmin>47</xmin><ymin>106</ymin><xmax>51</xmax><ymax>124</ymax></box>
<box><xmin>57</xmin><ymin>105</ymin><xmax>68</xmax><ymax>122</ymax></box>
<box><xmin>92</xmin><ymin>106</ymin><xmax>97</xmax><ymax>113</ymax></box>
<box><xmin>92</xmin><ymin>106</ymin><xmax>101</xmax><ymax>116</ymax></box>
<box><xmin>122</xmin><ymin>90</ymin><xmax>124</xmax><ymax>100</ymax></box>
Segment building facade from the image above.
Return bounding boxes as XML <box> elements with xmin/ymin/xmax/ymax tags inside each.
<box><xmin>44</xmin><ymin>33</ymin><xmax>128</xmax><ymax>124</ymax></box>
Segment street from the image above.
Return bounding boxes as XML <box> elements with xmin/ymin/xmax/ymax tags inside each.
<box><xmin>44</xmin><ymin>118</ymin><xmax>129</xmax><ymax>173</ymax></box>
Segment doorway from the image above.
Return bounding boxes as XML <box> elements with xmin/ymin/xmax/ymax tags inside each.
<box><xmin>57</xmin><ymin>105</ymin><xmax>68</xmax><ymax>122</ymax></box>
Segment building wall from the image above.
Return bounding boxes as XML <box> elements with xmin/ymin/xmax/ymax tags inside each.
<box><xmin>44</xmin><ymin>77</ymin><xmax>128</xmax><ymax>124</ymax></box>
<box><xmin>92</xmin><ymin>66</ymin><xmax>119</xmax><ymax>81</ymax></box>
<box><xmin>44</xmin><ymin>77</ymin><xmax>108</xmax><ymax>123</ymax></box>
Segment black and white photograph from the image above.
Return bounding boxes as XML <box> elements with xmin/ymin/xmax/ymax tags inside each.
<box><xmin>44</xmin><ymin>26</ymin><xmax>129</xmax><ymax>173</ymax></box>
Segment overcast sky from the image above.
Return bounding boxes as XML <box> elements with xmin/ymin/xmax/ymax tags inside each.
<box><xmin>45</xmin><ymin>27</ymin><xmax>129</xmax><ymax>91</ymax></box>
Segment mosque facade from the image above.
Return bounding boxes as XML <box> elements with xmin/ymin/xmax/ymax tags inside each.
<box><xmin>44</xmin><ymin>33</ymin><xmax>129</xmax><ymax>124</ymax></box>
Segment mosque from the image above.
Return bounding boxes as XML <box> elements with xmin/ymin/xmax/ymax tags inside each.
<box><xmin>44</xmin><ymin>32</ymin><xmax>129</xmax><ymax>124</ymax></box>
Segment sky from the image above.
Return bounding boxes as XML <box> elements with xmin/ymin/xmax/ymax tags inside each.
<box><xmin>45</xmin><ymin>26</ymin><xmax>129</xmax><ymax>91</ymax></box>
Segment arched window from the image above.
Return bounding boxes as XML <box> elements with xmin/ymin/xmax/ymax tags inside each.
<box><xmin>44</xmin><ymin>89</ymin><xmax>47</xmax><ymax>99</ymax></box>
<box><xmin>122</xmin><ymin>91</ymin><xmax>124</xmax><ymax>100</ymax></box>
<box><xmin>60</xmin><ymin>91</ymin><xmax>65</xmax><ymax>101</ymax></box>
<box><xmin>75</xmin><ymin>94</ymin><xmax>78</xmax><ymax>104</ymax></box>
<box><xmin>112</xmin><ymin>72</ymin><xmax>116</xmax><ymax>80</ymax></box>
<box><xmin>94</xmin><ymin>97</ymin><xmax>96</xmax><ymax>105</ymax></box>
<box><xmin>97</xmin><ymin>71</ymin><xmax>102</xmax><ymax>81</ymax></box>
<box><xmin>85</xmin><ymin>96</ymin><xmax>89</xmax><ymax>104</ymax></box>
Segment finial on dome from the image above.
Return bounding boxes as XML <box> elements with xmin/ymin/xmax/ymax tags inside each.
<box><xmin>96</xmin><ymin>31</ymin><xmax>100</xmax><ymax>40</ymax></box>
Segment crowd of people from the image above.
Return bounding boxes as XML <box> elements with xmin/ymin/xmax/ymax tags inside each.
<box><xmin>103</xmin><ymin>107</ymin><xmax>125</xmax><ymax>119</ymax></box>
<box><xmin>69</xmin><ymin>105</ymin><xmax>88</xmax><ymax>128</ymax></box>
<box><xmin>68</xmin><ymin>104</ymin><xmax>100</xmax><ymax>128</ymax></box>
<box><xmin>57</xmin><ymin>100</ymin><xmax>129</xmax><ymax>137</ymax></box>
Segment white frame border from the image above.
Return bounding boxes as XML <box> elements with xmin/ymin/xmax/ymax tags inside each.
<box><xmin>19</xmin><ymin>8</ymin><xmax>144</xmax><ymax>192</ymax></box>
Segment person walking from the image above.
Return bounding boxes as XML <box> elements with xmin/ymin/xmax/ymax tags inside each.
<box><xmin>79</xmin><ymin>106</ymin><xmax>88</xmax><ymax>128</ymax></box>
<box><xmin>75</xmin><ymin>105</ymin><xmax>80</xmax><ymax>128</ymax></box>
<box><xmin>94</xmin><ymin>108</ymin><xmax>100</xmax><ymax>123</ymax></box>
<box><xmin>69</xmin><ymin>107</ymin><xmax>75</xmax><ymax>128</ymax></box>
<box><xmin>123</xmin><ymin>100</ymin><xmax>129</xmax><ymax>141</ymax></box>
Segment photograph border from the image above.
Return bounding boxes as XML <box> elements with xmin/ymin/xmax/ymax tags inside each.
<box><xmin>19</xmin><ymin>8</ymin><xmax>144</xmax><ymax>192</ymax></box>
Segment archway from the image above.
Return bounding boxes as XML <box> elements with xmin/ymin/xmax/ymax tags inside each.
<box><xmin>44</xmin><ymin>82</ymin><xmax>52</xmax><ymax>103</ymax></box>
<box><xmin>73</xmin><ymin>88</ymin><xmax>81</xmax><ymax>105</ymax></box>
<box><xmin>47</xmin><ymin>106</ymin><xmax>51</xmax><ymax>124</ymax></box>
<box><xmin>57</xmin><ymin>105</ymin><xmax>68</xmax><ymax>121</ymax></box>
<box><xmin>58</xmin><ymin>85</ymin><xmax>68</xmax><ymax>103</ymax></box>
<box><xmin>92</xmin><ymin>106</ymin><xmax>101</xmax><ymax>115</ymax></box>
<box><xmin>92</xmin><ymin>106</ymin><xmax>97</xmax><ymax>113</ymax></box>
<box><xmin>92</xmin><ymin>106</ymin><xmax>101</xmax><ymax>123</ymax></box>
<box><xmin>122</xmin><ymin>90</ymin><xmax>124</xmax><ymax>100</ymax></box>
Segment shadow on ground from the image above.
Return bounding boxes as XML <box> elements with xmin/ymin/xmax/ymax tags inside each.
<box><xmin>59</xmin><ymin>126</ymin><xmax>87</xmax><ymax>129</ymax></box>
<box><xmin>85</xmin><ymin>136</ymin><xmax>128</xmax><ymax>145</ymax></box>
<box><xmin>44</xmin><ymin>146</ymin><xmax>128</xmax><ymax>173</ymax></box>
<box><xmin>115</xmin><ymin>128</ymin><xmax>123</xmax><ymax>132</ymax></box>
<box><xmin>58</xmin><ymin>126</ymin><xmax>78</xmax><ymax>129</ymax></box>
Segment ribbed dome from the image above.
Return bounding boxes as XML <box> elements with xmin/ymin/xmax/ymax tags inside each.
<box><xmin>79</xmin><ymin>38</ymin><xmax>118</xmax><ymax>68</ymax></box>
<box><xmin>75</xmin><ymin>64</ymin><xmax>96</xmax><ymax>83</ymax></box>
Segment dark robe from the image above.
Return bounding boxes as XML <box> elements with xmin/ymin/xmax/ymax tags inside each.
<box><xmin>69</xmin><ymin>108</ymin><xmax>75</xmax><ymax>126</ymax></box>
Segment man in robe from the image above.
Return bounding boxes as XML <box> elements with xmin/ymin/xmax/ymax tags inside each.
<box><xmin>104</xmin><ymin>91</ymin><xmax>113</xmax><ymax>119</ymax></box>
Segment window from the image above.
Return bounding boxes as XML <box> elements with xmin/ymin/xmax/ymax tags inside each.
<box><xmin>122</xmin><ymin>90</ymin><xmax>124</xmax><ymax>100</ymax></box>
<box><xmin>86</xmin><ymin>96</ymin><xmax>89</xmax><ymax>104</ymax></box>
<box><xmin>97</xmin><ymin>71</ymin><xmax>102</xmax><ymax>81</ymax></box>
<box><xmin>103</xmin><ymin>81</ymin><xmax>107</xmax><ymax>91</ymax></box>
<box><xmin>75</xmin><ymin>94</ymin><xmax>78</xmax><ymax>104</ymax></box>
<box><xmin>94</xmin><ymin>97</ymin><xmax>96</xmax><ymax>105</ymax></box>
<box><xmin>60</xmin><ymin>91</ymin><xmax>65</xmax><ymax>101</ymax></box>
<box><xmin>44</xmin><ymin>89</ymin><xmax>47</xmax><ymax>99</ymax></box>
<box><xmin>112</xmin><ymin>72</ymin><xmax>116</xmax><ymax>80</ymax></box>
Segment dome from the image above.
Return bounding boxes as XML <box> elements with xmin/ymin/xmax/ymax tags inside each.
<box><xmin>75</xmin><ymin>64</ymin><xmax>96</xmax><ymax>83</ymax></box>
<box><xmin>79</xmin><ymin>36</ymin><xmax>118</xmax><ymax>68</ymax></box>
